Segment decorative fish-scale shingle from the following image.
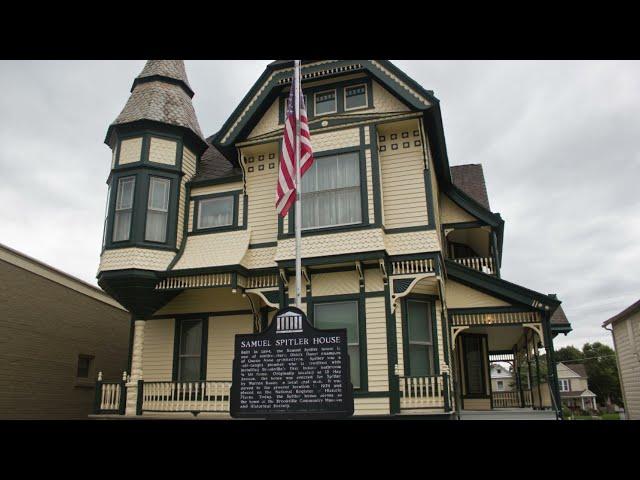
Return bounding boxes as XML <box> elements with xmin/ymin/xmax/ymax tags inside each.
<box><xmin>136</xmin><ymin>59</ymin><xmax>192</xmax><ymax>91</ymax></box>
<box><xmin>450</xmin><ymin>164</ymin><xmax>491</xmax><ymax>210</ymax></box>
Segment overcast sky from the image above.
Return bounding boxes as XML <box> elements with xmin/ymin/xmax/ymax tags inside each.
<box><xmin>1</xmin><ymin>60</ymin><xmax>638</xmax><ymax>349</ymax></box>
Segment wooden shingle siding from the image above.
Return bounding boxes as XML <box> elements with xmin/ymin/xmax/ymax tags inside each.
<box><xmin>446</xmin><ymin>281</ymin><xmax>511</xmax><ymax>308</ymax></box>
<box><xmin>118</xmin><ymin>137</ymin><xmax>142</xmax><ymax>164</ymax></box>
<box><xmin>148</xmin><ymin>137</ymin><xmax>177</xmax><ymax>165</ymax></box>
<box><xmin>172</xmin><ymin>230</ymin><xmax>250</xmax><ymax>270</ymax></box>
<box><xmin>142</xmin><ymin>319</ymin><xmax>175</xmax><ymax>381</ymax></box>
<box><xmin>0</xmin><ymin>259</ymin><xmax>129</xmax><ymax>419</ymax></box>
<box><xmin>207</xmin><ymin>315</ymin><xmax>253</xmax><ymax>381</ymax></box>
<box><xmin>191</xmin><ymin>182</ymin><xmax>243</xmax><ymax>197</ymax></box>
<box><xmin>240</xmin><ymin>246</ymin><xmax>277</xmax><ymax>269</ymax></box>
<box><xmin>99</xmin><ymin>248</ymin><xmax>175</xmax><ymax>271</ymax></box>
<box><xmin>177</xmin><ymin>147</ymin><xmax>197</xmax><ymax>246</ymax></box>
<box><xmin>243</xmin><ymin>144</ymin><xmax>279</xmax><ymax>244</ymax></box>
<box><xmin>371</xmin><ymin>80</ymin><xmax>410</xmax><ymax>113</ymax></box>
<box><xmin>364</xmin><ymin>268</ymin><xmax>384</xmax><ymax>293</ymax></box>
<box><xmin>366</xmin><ymin>296</ymin><xmax>389</xmax><ymax>392</ymax></box>
<box><xmin>612</xmin><ymin>313</ymin><xmax>640</xmax><ymax>419</ymax></box>
<box><xmin>365</xmin><ymin>149</ymin><xmax>374</xmax><ymax>223</ymax></box>
<box><xmin>312</xmin><ymin>128</ymin><xmax>360</xmax><ymax>152</ymax></box>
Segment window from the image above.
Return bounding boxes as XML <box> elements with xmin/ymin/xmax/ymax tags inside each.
<box><xmin>344</xmin><ymin>84</ymin><xmax>367</xmax><ymax>110</ymax></box>
<box><xmin>197</xmin><ymin>195</ymin><xmax>234</xmax><ymax>229</ymax></box>
<box><xmin>177</xmin><ymin>319</ymin><xmax>204</xmax><ymax>382</ymax></box>
<box><xmin>314</xmin><ymin>301</ymin><xmax>360</xmax><ymax>388</ymax></box>
<box><xmin>101</xmin><ymin>184</ymin><xmax>111</xmax><ymax>248</ymax></box>
<box><xmin>497</xmin><ymin>380</ymin><xmax>504</xmax><ymax>391</ymax></box>
<box><xmin>559</xmin><ymin>379</ymin><xmax>570</xmax><ymax>392</ymax></box>
<box><xmin>145</xmin><ymin>177</ymin><xmax>170</xmax><ymax>242</ymax></box>
<box><xmin>497</xmin><ymin>368</ymin><xmax>502</xmax><ymax>374</ymax></box>
<box><xmin>301</xmin><ymin>152</ymin><xmax>361</xmax><ymax>229</ymax></box>
<box><xmin>112</xmin><ymin>176</ymin><xmax>135</xmax><ymax>242</ymax></box>
<box><xmin>77</xmin><ymin>355</ymin><xmax>93</xmax><ymax>378</ymax></box>
<box><xmin>314</xmin><ymin>89</ymin><xmax>336</xmax><ymax>115</ymax></box>
<box><xmin>406</xmin><ymin>300</ymin><xmax>434</xmax><ymax>376</ymax></box>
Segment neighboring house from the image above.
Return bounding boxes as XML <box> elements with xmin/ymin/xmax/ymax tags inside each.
<box><xmin>490</xmin><ymin>364</ymin><xmax>514</xmax><ymax>392</ymax></box>
<box><xmin>603</xmin><ymin>300</ymin><xmax>640</xmax><ymax>420</ymax></box>
<box><xmin>0</xmin><ymin>243</ymin><xmax>130</xmax><ymax>419</ymax></box>
<box><xmin>95</xmin><ymin>60</ymin><xmax>571</xmax><ymax>418</ymax></box>
<box><xmin>556</xmin><ymin>362</ymin><xmax>597</xmax><ymax>412</ymax></box>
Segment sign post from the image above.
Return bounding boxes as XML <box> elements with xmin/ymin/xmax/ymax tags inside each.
<box><xmin>230</xmin><ymin>306</ymin><xmax>354</xmax><ymax>419</ymax></box>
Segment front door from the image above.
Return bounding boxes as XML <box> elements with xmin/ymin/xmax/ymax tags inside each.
<box><xmin>459</xmin><ymin>333</ymin><xmax>491</xmax><ymax>409</ymax></box>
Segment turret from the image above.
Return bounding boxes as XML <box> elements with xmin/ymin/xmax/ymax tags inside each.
<box><xmin>98</xmin><ymin>60</ymin><xmax>208</xmax><ymax>317</ymax></box>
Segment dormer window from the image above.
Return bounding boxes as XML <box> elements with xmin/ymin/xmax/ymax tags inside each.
<box><xmin>112</xmin><ymin>176</ymin><xmax>135</xmax><ymax>242</ymax></box>
<box><xmin>314</xmin><ymin>89</ymin><xmax>337</xmax><ymax>115</ymax></box>
<box><xmin>344</xmin><ymin>84</ymin><xmax>367</xmax><ymax>110</ymax></box>
<box><xmin>145</xmin><ymin>176</ymin><xmax>171</xmax><ymax>243</ymax></box>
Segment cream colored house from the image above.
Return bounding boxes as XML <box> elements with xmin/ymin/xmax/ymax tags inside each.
<box><xmin>603</xmin><ymin>300</ymin><xmax>640</xmax><ymax>420</ymax></box>
<box><xmin>94</xmin><ymin>60</ymin><xmax>571</xmax><ymax>418</ymax></box>
<box><xmin>556</xmin><ymin>362</ymin><xmax>597</xmax><ymax>412</ymax></box>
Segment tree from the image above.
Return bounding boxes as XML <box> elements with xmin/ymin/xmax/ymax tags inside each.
<box><xmin>581</xmin><ymin>342</ymin><xmax>623</xmax><ymax>406</ymax></box>
<box><xmin>554</xmin><ymin>345</ymin><xmax>583</xmax><ymax>363</ymax></box>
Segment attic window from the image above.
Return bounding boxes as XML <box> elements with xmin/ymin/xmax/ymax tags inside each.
<box><xmin>344</xmin><ymin>84</ymin><xmax>367</xmax><ymax>110</ymax></box>
<box><xmin>314</xmin><ymin>89</ymin><xmax>336</xmax><ymax>115</ymax></box>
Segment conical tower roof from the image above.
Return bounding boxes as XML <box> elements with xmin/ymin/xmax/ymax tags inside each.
<box><xmin>107</xmin><ymin>60</ymin><xmax>204</xmax><ymax>144</ymax></box>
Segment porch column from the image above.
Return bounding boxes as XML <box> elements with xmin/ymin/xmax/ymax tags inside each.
<box><xmin>534</xmin><ymin>338</ymin><xmax>543</xmax><ymax>409</ymax></box>
<box><xmin>542</xmin><ymin>310</ymin><xmax>563</xmax><ymax>419</ymax></box>
<box><xmin>125</xmin><ymin>319</ymin><xmax>146</xmax><ymax>416</ymax></box>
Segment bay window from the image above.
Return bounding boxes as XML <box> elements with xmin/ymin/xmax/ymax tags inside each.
<box><xmin>145</xmin><ymin>176</ymin><xmax>171</xmax><ymax>242</ymax></box>
<box><xmin>112</xmin><ymin>176</ymin><xmax>135</xmax><ymax>242</ymax></box>
<box><xmin>406</xmin><ymin>300</ymin><xmax>435</xmax><ymax>377</ymax></box>
<box><xmin>314</xmin><ymin>301</ymin><xmax>361</xmax><ymax>388</ymax></box>
<box><xmin>301</xmin><ymin>151</ymin><xmax>362</xmax><ymax>229</ymax></box>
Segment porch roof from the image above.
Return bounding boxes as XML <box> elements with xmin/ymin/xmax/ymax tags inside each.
<box><xmin>561</xmin><ymin>389</ymin><xmax>596</xmax><ymax>398</ymax></box>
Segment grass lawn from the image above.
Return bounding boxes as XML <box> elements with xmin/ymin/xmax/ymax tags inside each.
<box><xmin>570</xmin><ymin>413</ymin><xmax>621</xmax><ymax>420</ymax></box>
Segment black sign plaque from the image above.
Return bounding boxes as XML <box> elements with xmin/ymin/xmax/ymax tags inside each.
<box><xmin>230</xmin><ymin>306</ymin><xmax>354</xmax><ymax>418</ymax></box>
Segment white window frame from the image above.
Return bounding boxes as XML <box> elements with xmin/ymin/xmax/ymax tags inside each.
<box><xmin>196</xmin><ymin>195</ymin><xmax>234</xmax><ymax>230</ymax></box>
<box><xmin>145</xmin><ymin>176</ymin><xmax>171</xmax><ymax>243</ymax></box>
<box><xmin>314</xmin><ymin>88</ymin><xmax>337</xmax><ymax>116</ymax></box>
<box><xmin>343</xmin><ymin>83</ymin><xmax>368</xmax><ymax>111</ymax></box>
<box><xmin>559</xmin><ymin>379</ymin><xmax>570</xmax><ymax>392</ymax></box>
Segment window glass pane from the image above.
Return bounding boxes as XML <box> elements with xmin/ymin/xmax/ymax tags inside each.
<box><xmin>315</xmin><ymin>90</ymin><xmax>336</xmax><ymax>115</ymax></box>
<box><xmin>314</xmin><ymin>302</ymin><xmax>358</xmax><ymax>344</ymax></box>
<box><xmin>407</xmin><ymin>301</ymin><xmax>432</xmax><ymax>343</ymax></box>
<box><xmin>345</xmin><ymin>85</ymin><xmax>367</xmax><ymax>109</ymax></box>
<box><xmin>180</xmin><ymin>320</ymin><xmax>202</xmax><ymax>356</ymax></box>
<box><xmin>77</xmin><ymin>356</ymin><xmax>91</xmax><ymax>378</ymax></box>
<box><xmin>116</xmin><ymin>177</ymin><xmax>135</xmax><ymax>210</ymax></box>
<box><xmin>179</xmin><ymin>357</ymin><xmax>200</xmax><ymax>382</ymax></box>
<box><xmin>314</xmin><ymin>301</ymin><xmax>360</xmax><ymax>388</ymax></box>
<box><xmin>113</xmin><ymin>211</ymin><xmax>132</xmax><ymax>242</ymax></box>
<box><xmin>198</xmin><ymin>196</ymin><xmax>233</xmax><ymax>229</ymax></box>
<box><xmin>301</xmin><ymin>153</ymin><xmax>361</xmax><ymax>229</ymax></box>
<box><xmin>348</xmin><ymin>345</ymin><xmax>360</xmax><ymax>388</ymax></box>
<box><xmin>145</xmin><ymin>211</ymin><xmax>168</xmax><ymax>242</ymax></box>
<box><xmin>409</xmin><ymin>344</ymin><xmax>432</xmax><ymax>377</ymax></box>
<box><xmin>148</xmin><ymin>177</ymin><xmax>170</xmax><ymax>211</ymax></box>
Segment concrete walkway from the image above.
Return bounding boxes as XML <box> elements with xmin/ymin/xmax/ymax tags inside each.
<box><xmin>459</xmin><ymin>408</ymin><xmax>558</xmax><ymax>420</ymax></box>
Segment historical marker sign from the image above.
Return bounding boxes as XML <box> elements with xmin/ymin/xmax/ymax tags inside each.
<box><xmin>230</xmin><ymin>306</ymin><xmax>354</xmax><ymax>418</ymax></box>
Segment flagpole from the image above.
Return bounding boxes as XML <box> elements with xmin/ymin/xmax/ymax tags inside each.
<box><xmin>294</xmin><ymin>60</ymin><xmax>302</xmax><ymax>308</ymax></box>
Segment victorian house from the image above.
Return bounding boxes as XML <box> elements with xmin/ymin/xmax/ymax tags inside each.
<box><xmin>94</xmin><ymin>60</ymin><xmax>571</xmax><ymax>418</ymax></box>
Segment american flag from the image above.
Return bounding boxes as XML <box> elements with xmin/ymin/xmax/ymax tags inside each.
<box><xmin>275</xmin><ymin>83</ymin><xmax>314</xmax><ymax>217</ymax></box>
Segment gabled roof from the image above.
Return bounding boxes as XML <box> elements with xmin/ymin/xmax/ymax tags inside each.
<box><xmin>451</xmin><ymin>164</ymin><xmax>490</xmax><ymax>210</ymax></box>
<box><xmin>560</xmin><ymin>389</ymin><xmax>596</xmax><ymax>398</ymax></box>
<box><xmin>564</xmin><ymin>363</ymin><xmax>588</xmax><ymax>378</ymax></box>
<box><xmin>191</xmin><ymin>141</ymin><xmax>243</xmax><ymax>184</ymax></box>
<box><xmin>106</xmin><ymin>60</ymin><xmax>205</xmax><ymax>147</ymax></box>
<box><xmin>602</xmin><ymin>298</ymin><xmax>640</xmax><ymax>327</ymax></box>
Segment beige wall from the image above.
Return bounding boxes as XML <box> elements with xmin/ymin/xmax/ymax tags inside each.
<box><xmin>611</xmin><ymin>312</ymin><xmax>640</xmax><ymax>420</ymax></box>
<box><xmin>0</xmin><ymin>259</ymin><xmax>129</xmax><ymax>419</ymax></box>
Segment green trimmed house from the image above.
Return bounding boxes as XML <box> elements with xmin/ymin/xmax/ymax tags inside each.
<box><xmin>94</xmin><ymin>60</ymin><xmax>571</xmax><ymax>418</ymax></box>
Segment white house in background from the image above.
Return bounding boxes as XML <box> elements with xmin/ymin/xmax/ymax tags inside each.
<box><xmin>490</xmin><ymin>364</ymin><xmax>514</xmax><ymax>392</ymax></box>
<box><xmin>556</xmin><ymin>362</ymin><xmax>597</xmax><ymax>412</ymax></box>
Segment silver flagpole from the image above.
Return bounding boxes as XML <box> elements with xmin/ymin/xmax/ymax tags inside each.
<box><xmin>294</xmin><ymin>59</ymin><xmax>302</xmax><ymax>308</ymax></box>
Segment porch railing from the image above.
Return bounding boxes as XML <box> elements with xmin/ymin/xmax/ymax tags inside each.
<box><xmin>452</xmin><ymin>257</ymin><xmax>495</xmax><ymax>275</ymax></box>
<box><xmin>141</xmin><ymin>381</ymin><xmax>232</xmax><ymax>414</ymax></box>
<box><xmin>491</xmin><ymin>391</ymin><xmax>520</xmax><ymax>408</ymax></box>
<box><xmin>94</xmin><ymin>372</ymin><xmax>126</xmax><ymax>415</ymax></box>
<box><xmin>399</xmin><ymin>374</ymin><xmax>448</xmax><ymax>410</ymax></box>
